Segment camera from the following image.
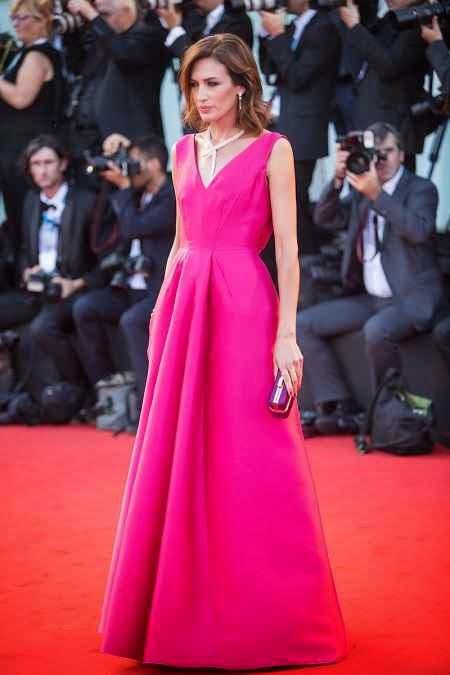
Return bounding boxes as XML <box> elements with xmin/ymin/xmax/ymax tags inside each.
<box><xmin>148</xmin><ymin>0</ymin><xmax>286</xmax><ymax>9</ymax></box>
<box><xmin>0</xmin><ymin>32</ymin><xmax>19</xmax><ymax>74</ymax></box>
<box><xmin>51</xmin><ymin>0</ymin><xmax>85</xmax><ymax>34</ymax></box>
<box><xmin>84</xmin><ymin>145</ymin><xmax>141</xmax><ymax>178</ymax></box>
<box><xmin>228</xmin><ymin>0</ymin><xmax>286</xmax><ymax>10</ymax></box>
<box><xmin>411</xmin><ymin>93</ymin><xmax>450</xmax><ymax>118</ymax></box>
<box><xmin>392</xmin><ymin>0</ymin><xmax>450</xmax><ymax>28</ymax></box>
<box><xmin>147</xmin><ymin>0</ymin><xmax>189</xmax><ymax>9</ymax></box>
<box><xmin>111</xmin><ymin>256</ymin><xmax>153</xmax><ymax>289</ymax></box>
<box><xmin>309</xmin><ymin>0</ymin><xmax>346</xmax><ymax>9</ymax></box>
<box><xmin>337</xmin><ymin>130</ymin><xmax>387</xmax><ymax>174</ymax></box>
<box><xmin>100</xmin><ymin>251</ymin><xmax>153</xmax><ymax>289</ymax></box>
<box><xmin>26</xmin><ymin>271</ymin><xmax>62</xmax><ymax>302</ymax></box>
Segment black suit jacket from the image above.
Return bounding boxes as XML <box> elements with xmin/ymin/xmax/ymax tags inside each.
<box><xmin>167</xmin><ymin>6</ymin><xmax>253</xmax><ymax>59</ymax></box>
<box><xmin>259</xmin><ymin>12</ymin><xmax>341</xmax><ymax>161</ymax></box>
<box><xmin>345</xmin><ymin>15</ymin><xmax>428</xmax><ymax>154</ymax></box>
<box><xmin>20</xmin><ymin>185</ymin><xmax>103</xmax><ymax>290</ymax></box>
<box><xmin>426</xmin><ymin>40</ymin><xmax>450</xmax><ymax>95</ymax></box>
<box><xmin>109</xmin><ymin>179</ymin><xmax>176</xmax><ymax>296</ymax></box>
<box><xmin>314</xmin><ymin>169</ymin><xmax>444</xmax><ymax>330</ymax></box>
<box><xmin>89</xmin><ymin>15</ymin><xmax>170</xmax><ymax>140</ymax></box>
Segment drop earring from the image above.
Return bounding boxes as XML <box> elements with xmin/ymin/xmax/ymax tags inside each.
<box><xmin>238</xmin><ymin>92</ymin><xmax>243</xmax><ymax>112</ymax></box>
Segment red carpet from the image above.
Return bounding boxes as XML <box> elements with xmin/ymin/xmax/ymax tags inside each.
<box><xmin>1</xmin><ymin>426</ymin><xmax>450</xmax><ymax>675</ymax></box>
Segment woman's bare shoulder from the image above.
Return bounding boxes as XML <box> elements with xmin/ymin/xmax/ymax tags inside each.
<box><xmin>171</xmin><ymin>134</ymin><xmax>193</xmax><ymax>169</ymax></box>
<box><xmin>267</xmin><ymin>134</ymin><xmax>294</xmax><ymax>172</ymax></box>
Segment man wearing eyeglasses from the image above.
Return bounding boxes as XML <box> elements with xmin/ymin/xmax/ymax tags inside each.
<box><xmin>297</xmin><ymin>122</ymin><xmax>445</xmax><ymax>434</ymax></box>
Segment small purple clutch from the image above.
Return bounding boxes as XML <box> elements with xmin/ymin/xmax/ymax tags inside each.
<box><xmin>268</xmin><ymin>369</ymin><xmax>294</xmax><ymax>417</ymax></box>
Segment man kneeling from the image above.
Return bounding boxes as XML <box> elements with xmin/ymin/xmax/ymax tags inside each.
<box><xmin>297</xmin><ymin>122</ymin><xmax>445</xmax><ymax>434</ymax></box>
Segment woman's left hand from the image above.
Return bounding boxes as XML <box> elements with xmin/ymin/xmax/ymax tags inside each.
<box><xmin>273</xmin><ymin>335</ymin><xmax>304</xmax><ymax>397</ymax></box>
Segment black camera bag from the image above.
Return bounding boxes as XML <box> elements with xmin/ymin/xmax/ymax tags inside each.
<box><xmin>0</xmin><ymin>381</ymin><xmax>84</xmax><ymax>425</ymax></box>
<box><xmin>354</xmin><ymin>369</ymin><xmax>435</xmax><ymax>456</ymax></box>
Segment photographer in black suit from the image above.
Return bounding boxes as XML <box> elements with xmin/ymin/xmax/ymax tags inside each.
<box><xmin>297</xmin><ymin>122</ymin><xmax>444</xmax><ymax>433</ymax></box>
<box><xmin>18</xmin><ymin>135</ymin><xmax>103</xmax><ymax>384</ymax></box>
<box><xmin>259</xmin><ymin>0</ymin><xmax>341</xmax><ymax>255</ymax></box>
<box><xmin>158</xmin><ymin>0</ymin><xmax>253</xmax><ymax>59</ymax></box>
<box><xmin>67</xmin><ymin>0</ymin><xmax>169</xmax><ymax>141</ymax></box>
<box><xmin>338</xmin><ymin>0</ymin><xmax>428</xmax><ymax>170</ymax></box>
<box><xmin>73</xmin><ymin>133</ymin><xmax>175</xmax><ymax>408</ymax></box>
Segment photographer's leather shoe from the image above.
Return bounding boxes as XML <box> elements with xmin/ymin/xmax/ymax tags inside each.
<box><xmin>315</xmin><ymin>399</ymin><xmax>360</xmax><ymax>436</ymax></box>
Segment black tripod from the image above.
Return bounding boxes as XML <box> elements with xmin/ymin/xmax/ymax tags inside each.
<box><xmin>427</xmin><ymin>116</ymin><xmax>449</xmax><ymax>179</ymax></box>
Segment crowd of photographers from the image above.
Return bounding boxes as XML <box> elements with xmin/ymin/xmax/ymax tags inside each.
<box><xmin>0</xmin><ymin>0</ymin><xmax>449</xmax><ymax>430</ymax></box>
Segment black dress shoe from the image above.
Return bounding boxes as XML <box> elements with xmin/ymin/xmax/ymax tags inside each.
<box><xmin>315</xmin><ymin>399</ymin><xmax>360</xmax><ymax>436</ymax></box>
<box><xmin>301</xmin><ymin>409</ymin><xmax>318</xmax><ymax>438</ymax></box>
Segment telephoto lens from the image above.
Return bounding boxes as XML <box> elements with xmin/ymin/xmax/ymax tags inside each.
<box><xmin>228</xmin><ymin>0</ymin><xmax>286</xmax><ymax>10</ymax></box>
<box><xmin>392</xmin><ymin>0</ymin><xmax>450</xmax><ymax>28</ymax></box>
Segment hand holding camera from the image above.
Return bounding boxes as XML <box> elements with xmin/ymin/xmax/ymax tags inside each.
<box><xmin>420</xmin><ymin>14</ymin><xmax>444</xmax><ymax>42</ymax></box>
<box><xmin>102</xmin><ymin>133</ymin><xmax>131</xmax><ymax>157</ymax></box>
<box><xmin>67</xmin><ymin>0</ymin><xmax>99</xmax><ymax>22</ymax></box>
<box><xmin>51</xmin><ymin>276</ymin><xmax>85</xmax><ymax>299</ymax></box>
<box><xmin>156</xmin><ymin>3</ymin><xmax>183</xmax><ymax>29</ymax></box>
<box><xmin>260</xmin><ymin>9</ymin><xmax>285</xmax><ymax>37</ymax></box>
<box><xmin>23</xmin><ymin>264</ymin><xmax>41</xmax><ymax>285</ymax></box>
<box><xmin>346</xmin><ymin>161</ymin><xmax>381</xmax><ymax>201</ymax></box>
<box><xmin>334</xmin><ymin>131</ymin><xmax>384</xmax><ymax>200</ymax></box>
<box><xmin>101</xmin><ymin>162</ymin><xmax>131</xmax><ymax>189</ymax></box>
<box><xmin>334</xmin><ymin>146</ymin><xmax>350</xmax><ymax>190</ymax></box>
<box><xmin>99</xmin><ymin>134</ymin><xmax>133</xmax><ymax>187</ymax></box>
<box><xmin>338</xmin><ymin>0</ymin><xmax>360</xmax><ymax>29</ymax></box>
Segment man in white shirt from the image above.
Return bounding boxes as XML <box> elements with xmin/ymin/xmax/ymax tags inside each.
<box><xmin>297</xmin><ymin>122</ymin><xmax>444</xmax><ymax>433</ymax></box>
<box><xmin>158</xmin><ymin>0</ymin><xmax>253</xmax><ymax>59</ymax></box>
<box><xmin>19</xmin><ymin>134</ymin><xmax>103</xmax><ymax>385</ymax></box>
<box><xmin>259</xmin><ymin>0</ymin><xmax>341</xmax><ymax>255</ymax></box>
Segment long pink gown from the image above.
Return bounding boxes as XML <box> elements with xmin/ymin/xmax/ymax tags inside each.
<box><xmin>98</xmin><ymin>130</ymin><xmax>348</xmax><ymax>668</ymax></box>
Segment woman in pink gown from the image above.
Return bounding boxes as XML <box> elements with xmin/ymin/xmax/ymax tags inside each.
<box><xmin>98</xmin><ymin>33</ymin><xmax>348</xmax><ymax>669</ymax></box>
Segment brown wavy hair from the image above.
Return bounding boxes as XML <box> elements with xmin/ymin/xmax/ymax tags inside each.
<box><xmin>179</xmin><ymin>33</ymin><xmax>271</xmax><ymax>135</ymax></box>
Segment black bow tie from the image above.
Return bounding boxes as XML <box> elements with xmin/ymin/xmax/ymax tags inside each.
<box><xmin>40</xmin><ymin>201</ymin><xmax>56</xmax><ymax>212</ymax></box>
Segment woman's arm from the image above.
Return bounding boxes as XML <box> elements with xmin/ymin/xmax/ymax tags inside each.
<box><xmin>162</xmin><ymin>144</ymin><xmax>182</xmax><ymax>282</ymax></box>
<box><xmin>267</xmin><ymin>136</ymin><xmax>303</xmax><ymax>397</ymax></box>
<box><xmin>0</xmin><ymin>51</ymin><xmax>53</xmax><ymax>109</ymax></box>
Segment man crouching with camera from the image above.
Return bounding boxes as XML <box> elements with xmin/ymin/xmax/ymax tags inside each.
<box><xmin>20</xmin><ymin>134</ymin><xmax>103</xmax><ymax>385</ymax></box>
<box><xmin>73</xmin><ymin>133</ymin><xmax>175</xmax><ymax>412</ymax></box>
<box><xmin>297</xmin><ymin>121</ymin><xmax>445</xmax><ymax>435</ymax></box>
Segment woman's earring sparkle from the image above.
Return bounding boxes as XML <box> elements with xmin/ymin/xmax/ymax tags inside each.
<box><xmin>238</xmin><ymin>92</ymin><xmax>243</xmax><ymax>112</ymax></box>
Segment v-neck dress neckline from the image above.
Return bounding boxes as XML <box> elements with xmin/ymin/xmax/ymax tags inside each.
<box><xmin>193</xmin><ymin>131</ymin><xmax>270</xmax><ymax>191</ymax></box>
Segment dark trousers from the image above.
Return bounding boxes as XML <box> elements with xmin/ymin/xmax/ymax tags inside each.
<box><xmin>297</xmin><ymin>293</ymin><xmax>417</xmax><ymax>406</ymax></box>
<box><xmin>73</xmin><ymin>286</ymin><xmax>156</xmax><ymax>407</ymax></box>
<box><xmin>121</xmin><ymin>294</ymin><xmax>157</xmax><ymax>407</ymax></box>
<box><xmin>433</xmin><ymin>314</ymin><xmax>450</xmax><ymax>366</ymax></box>
<box><xmin>332</xmin><ymin>77</ymin><xmax>357</xmax><ymax>136</ymax></box>
<box><xmin>294</xmin><ymin>159</ymin><xmax>317</xmax><ymax>256</ymax></box>
<box><xmin>29</xmin><ymin>292</ymin><xmax>85</xmax><ymax>383</ymax></box>
<box><xmin>0</xmin><ymin>148</ymin><xmax>29</xmax><ymax>257</ymax></box>
<box><xmin>0</xmin><ymin>290</ymin><xmax>41</xmax><ymax>329</ymax></box>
